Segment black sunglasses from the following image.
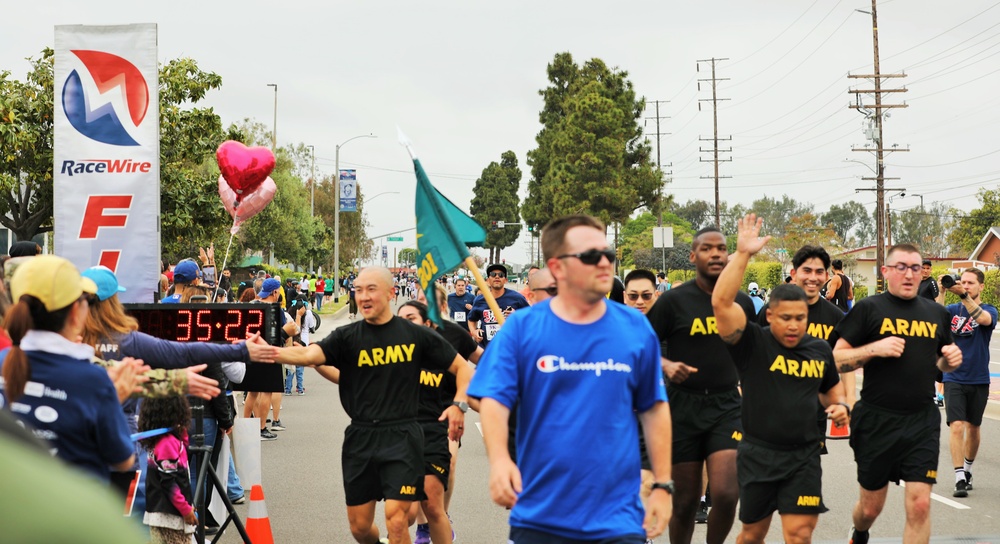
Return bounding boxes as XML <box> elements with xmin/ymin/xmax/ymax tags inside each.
<box><xmin>532</xmin><ymin>286</ymin><xmax>558</xmax><ymax>296</ymax></box>
<box><xmin>626</xmin><ymin>292</ymin><xmax>654</xmax><ymax>302</ymax></box>
<box><xmin>556</xmin><ymin>248</ymin><xmax>616</xmax><ymax>266</ymax></box>
<box><xmin>488</xmin><ymin>271</ymin><xmax>507</xmax><ymax>278</ymax></box>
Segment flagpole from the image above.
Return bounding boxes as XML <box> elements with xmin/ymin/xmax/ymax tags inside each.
<box><xmin>464</xmin><ymin>257</ymin><xmax>505</xmax><ymax>326</ymax></box>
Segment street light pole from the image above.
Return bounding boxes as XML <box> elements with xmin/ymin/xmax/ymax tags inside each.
<box><xmin>333</xmin><ymin>134</ymin><xmax>377</xmax><ymax>303</ymax></box>
<box><xmin>266</xmin><ymin>84</ymin><xmax>277</xmax><ymax>150</ymax></box>
<box><xmin>307</xmin><ymin>144</ymin><xmax>316</xmax><ymax>272</ymax></box>
<box><xmin>364</xmin><ymin>191</ymin><xmax>400</xmax><ymax>266</ymax></box>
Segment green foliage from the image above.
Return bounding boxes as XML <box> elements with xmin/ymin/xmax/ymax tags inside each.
<box><xmin>744</xmin><ymin>262</ymin><xmax>783</xmax><ymax>291</ymax></box>
<box><xmin>749</xmin><ymin>195</ymin><xmax>812</xmax><ymax>238</ymax></box>
<box><xmin>822</xmin><ymin>201</ymin><xmax>874</xmax><ymax>247</ymax></box>
<box><xmin>0</xmin><ymin>49</ymin><xmax>56</xmax><ymax>241</ymax></box>
<box><xmin>470</xmin><ymin>150</ymin><xmax>521</xmax><ymax>262</ymax></box>
<box><xmin>619</xmin><ymin>211</ymin><xmax>694</xmax><ymax>272</ymax></box>
<box><xmin>524</xmin><ymin>53</ymin><xmax>662</xmax><ymax>230</ymax></box>
<box><xmin>667</xmin><ymin>269</ymin><xmax>695</xmax><ymax>284</ymax></box>
<box><xmin>948</xmin><ymin>188</ymin><xmax>1000</xmax><ymax>256</ymax></box>
<box><xmin>854</xmin><ymin>284</ymin><xmax>868</xmax><ymax>301</ymax></box>
<box><xmin>890</xmin><ymin>202</ymin><xmax>952</xmax><ymax>258</ymax></box>
<box><xmin>985</xmin><ymin>269</ymin><xmax>1000</xmax><ymax>307</ymax></box>
<box><xmin>398</xmin><ymin>248</ymin><xmax>419</xmax><ymax>267</ymax></box>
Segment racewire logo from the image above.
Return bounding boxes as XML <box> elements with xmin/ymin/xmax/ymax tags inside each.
<box><xmin>62</xmin><ymin>50</ymin><xmax>149</xmax><ymax>146</ymax></box>
<box><xmin>535</xmin><ymin>355</ymin><xmax>632</xmax><ymax>376</ymax></box>
<box><xmin>60</xmin><ymin>159</ymin><xmax>151</xmax><ymax>176</ymax></box>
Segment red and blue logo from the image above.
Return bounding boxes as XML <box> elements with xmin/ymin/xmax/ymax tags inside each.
<box><xmin>61</xmin><ymin>50</ymin><xmax>149</xmax><ymax>147</ymax></box>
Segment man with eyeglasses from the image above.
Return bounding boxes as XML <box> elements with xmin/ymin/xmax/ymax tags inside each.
<box><xmin>469</xmin><ymin>214</ymin><xmax>672</xmax><ymax>544</ymax></box>
<box><xmin>834</xmin><ymin>244</ymin><xmax>961</xmax><ymax>544</ymax></box>
<box><xmin>467</xmin><ymin>264</ymin><xmax>529</xmax><ymax>348</ymax></box>
<box><xmin>624</xmin><ymin>270</ymin><xmax>658</xmax><ymax>315</ymax></box>
<box><xmin>645</xmin><ymin>226</ymin><xmax>755</xmax><ymax>544</ymax></box>
<box><xmin>525</xmin><ymin>268</ymin><xmax>556</xmax><ymax>305</ymax></box>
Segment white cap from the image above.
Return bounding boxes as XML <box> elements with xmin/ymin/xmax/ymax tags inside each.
<box><xmin>748</xmin><ymin>282</ymin><xmax>759</xmax><ymax>292</ymax></box>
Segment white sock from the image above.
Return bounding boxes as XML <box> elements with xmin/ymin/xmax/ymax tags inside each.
<box><xmin>955</xmin><ymin>468</ymin><xmax>966</xmax><ymax>483</ymax></box>
<box><xmin>964</xmin><ymin>458</ymin><xmax>974</xmax><ymax>473</ymax></box>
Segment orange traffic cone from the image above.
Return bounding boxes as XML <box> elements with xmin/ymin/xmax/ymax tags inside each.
<box><xmin>246</xmin><ymin>484</ymin><xmax>274</xmax><ymax>544</ymax></box>
<box><xmin>826</xmin><ymin>417</ymin><xmax>850</xmax><ymax>440</ymax></box>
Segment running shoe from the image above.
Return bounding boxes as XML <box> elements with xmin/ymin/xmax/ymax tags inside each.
<box><xmin>414</xmin><ymin>523</ymin><xmax>430</xmax><ymax>544</ymax></box>
<box><xmin>230</xmin><ymin>495</ymin><xmax>246</xmax><ymax>505</ymax></box>
<box><xmin>270</xmin><ymin>420</ymin><xmax>285</xmax><ymax>431</ymax></box>
<box><xmin>954</xmin><ymin>479</ymin><xmax>970</xmax><ymax>498</ymax></box>
<box><xmin>966</xmin><ymin>471</ymin><xmax>973</xmax><ymax>489</ymax></box>
<box><xmin>849</xmin><ymin>527</ymin><xmax>869</xmax><ymax>544</ymax></box>
<box><xmin>695</xmin><ymin>500</ymin><xmax>709</xmax><ymax>524</ymax></box>
<box><xmin>297</xmin><ymin>389</ymin><xmax>306</xmax><ymax>396</ymax></box>
<box><xmin>260</xmin><ymin>429</ymin><xmax>277</xmax><ymax>441</ymax></box>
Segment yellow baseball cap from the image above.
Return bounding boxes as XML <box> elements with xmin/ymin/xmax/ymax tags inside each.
<box><xmin>10</xmin><ymin>255</ymin><xmax>98</xmax><ymax>311</ymax></box>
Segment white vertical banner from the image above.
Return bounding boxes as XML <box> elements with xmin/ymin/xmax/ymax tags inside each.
<box><xmin>54</xmin><ymin>24</ymin><xmax>159</xmax><ymax>302</ymax></box>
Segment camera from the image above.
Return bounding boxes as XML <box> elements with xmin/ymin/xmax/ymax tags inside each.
<box><xmin>940</xmin><ymin>274</ymin><xmax>959</xmax><ymax>289</ymax></box>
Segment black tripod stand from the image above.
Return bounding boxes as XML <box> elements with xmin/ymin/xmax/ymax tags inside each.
<box><xmin>190</xmin><ymin>400</ymin><xmax>251</xmax><ymax>544</ymax></box>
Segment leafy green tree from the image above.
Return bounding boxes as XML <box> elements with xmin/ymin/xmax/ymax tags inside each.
<box><xmin>671</xmin><ymin>200</ymin><xmax>713</xmax><ymax>232</ymax></box>
<box><xmin>398</xmin><ymin>247</ymin><xmax>419</xmax><ymax>267</ymax></box>
<box><xmin>523</xmin><ymin>53</ymin><xmax>662</xmax><ymax>230</ymax></box>
<box><xmin>470</xmin><ymin>150</ymin><xmax>521</xmax><ymax>263</ymax></box>
<box><xmin>0</xmin><ymin>49</ymin><xmax>55</xmax><ymax>241</ymax></box>
<box><xmin>890</xmin><ymin>202</ymin><xmax>952</xmax><ymax>257</ymax></box>
<box><xmin>619</xmin><ymin>211</ymin><xmax>694</xmax><ymax>272</ymax></box>
<box><xmin>748</xmin><ymin>195</ymin><xmax>812</xmax><ymax>239</ymax></box>
<box><xmin>948</xmin><ymin>188</ymin><xmax>1000</xmax><ymax>256</ymax></box>
<box><xmin>821</xmin><ymin>201</ymin><xmax>875</xmax><ymax>247</ymax></box>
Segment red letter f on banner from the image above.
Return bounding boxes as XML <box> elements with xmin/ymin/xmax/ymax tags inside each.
<box><xmin>80</xmin><ymin>195</ymin><xmax>132</xmax><ymax>238</ymax></box>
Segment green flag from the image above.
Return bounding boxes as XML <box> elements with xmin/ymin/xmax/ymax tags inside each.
<box><xmin>408</xmin><ymin>142</ymin><xmax>486</xmax><ymax>326</ymax></box>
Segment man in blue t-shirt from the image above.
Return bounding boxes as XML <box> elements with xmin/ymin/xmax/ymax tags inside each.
<box><xmin>447</xmin><ymin>277</ymin><xmax>476</xmax><ymax>331</ymax></box>
<box><xmin>468</xmin><ymin>215</ymin><xmax>673</xmax><ymax>543</ymax></box>
<box><xmin>466</xmin><ymin>264</ymin><xmax>529</xmax><ymax>348</ymax></box>
<box><xmin>940</xmin><ymin>268</ymin><xmax>997</xmax><ymax>498</ymax></box>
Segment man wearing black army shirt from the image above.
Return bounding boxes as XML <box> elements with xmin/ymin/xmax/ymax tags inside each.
<box><xmin>834</xmin><ymin>244</ymin><xmax>962</xmax><ymax>544</ymax></box>
<box><xmin>253</xmin><ymin>267</ymin><xmax>472</xmax><ymax>544</ymax></box>
<box><xmin>645</xmin><ymin>226</ymin><xmax>756</xmax><ymax>544</ymax></box>
<box><xmin>716</xmin><ymin>215</ymin><xmax>849</xmax><ymax>543</ymax></box>
<box><xmin>756</xmin><ymin>245</ymin><xmax>848</xmax><ymax>453</ymax></box>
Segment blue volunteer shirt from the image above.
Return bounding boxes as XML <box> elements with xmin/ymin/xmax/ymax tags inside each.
<box><xmin>944</xmin><ymin>302</ymin><xmax>997</xmax><ymax>385</ymax></box>
<box><xmin>468</xmin><ymin>299</ymin><xmax>667</xmax><ymax>540</ymax></box>
<box><xmin>0</xmin><ymin>344</ymin><xmax>133</xmax><ymax>481</ymax></box>
<box><xmin>447</xmin><ymin>291</ymin><xmax>476</xmax><ymax>328</ymax></box>
<box><xmin>467</xmin><ymin>289</ymin><xmax>530</xmax><ymax>346</ymax></box>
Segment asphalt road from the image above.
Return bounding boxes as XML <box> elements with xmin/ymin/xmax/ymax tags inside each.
<box><xmin>214</xmin><ymin>300</ymin><xmax>1000</xmax><ymax>543</ymax></box>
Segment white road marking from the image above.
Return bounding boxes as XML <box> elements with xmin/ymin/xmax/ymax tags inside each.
<box><xmin>899</xmin><ymin>482</ymin><xmax>971</xmax><ymax>510</ymax></box>
<box><xmin>475</xmin><ymin>422</ymin><xmax>483</xmax><ymax>437</ymax></box>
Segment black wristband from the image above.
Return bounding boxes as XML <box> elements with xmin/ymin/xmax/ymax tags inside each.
<box><xmin>651</xmin><ymin>480</ymin><xmax>675</xmax><ymax>494</ymax></box>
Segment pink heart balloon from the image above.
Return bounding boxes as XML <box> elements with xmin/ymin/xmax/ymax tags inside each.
<box><xmin>219</xmin><ymin>175</ymin><xmax>277</xmax><ymax>233</ymax></box>
<box><xmin>216</xmin><ymin>140</ymin><xmax>276</xmax><ymax>202</ymax></box>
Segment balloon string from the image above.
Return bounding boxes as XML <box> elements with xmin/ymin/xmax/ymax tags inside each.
<box><xmin>218</xmin><ymin>220</ymin><xmax>237</xmax><ymax>301</ymax></box>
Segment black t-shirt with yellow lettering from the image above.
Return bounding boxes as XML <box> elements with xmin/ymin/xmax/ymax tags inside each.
<box><xmin>726</xmin><ymin>323</ymin><xmax>839</xmax><ymax>447</ymax></box>
<box><xmin>757</xmin><ymin>297</ymin><xmax>844</xmax><ymax>347</ymax></box>
<box><xmin>318</xmin><ymin>316</ymin><xmax>458</xmax><ymax>422</ymax></box>
<box><xmin>417</xmin><ymin>320</ymin><xmax>478</xmax><ymax>421</ymax></box>
<box><xmin>647</xmin><ymin>279</ymin><xmax>757</xmax><ymax>390</ymax></box>
<box><xmin>834</xmin><ymin>292</ymin><xmax>953</xmax><ymax>413</ymax></box>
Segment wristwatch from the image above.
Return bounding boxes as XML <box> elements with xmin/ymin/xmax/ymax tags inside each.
<box><xmin>451</xmin><ymin>401</ymin><xmax>469</xmax><ymax>413</ymax></box>
<box><xmin>651</xmin><ymin>480</ymin><xmax>675</xmax><ymax>494</ymax></box>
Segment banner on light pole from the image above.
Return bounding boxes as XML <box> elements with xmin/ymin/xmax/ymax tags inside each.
<box><xmin>339</xmin><ymin>169</ymin><xmax>357</xmax><ymax>212</ymax></box>
<box><xmin>54</xmin><ymin>24</ymin><xmax>160</xmax><ymax>302</ymax></box>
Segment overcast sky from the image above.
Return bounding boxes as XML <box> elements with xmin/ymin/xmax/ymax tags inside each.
<box><xmin>4</xmin><ymin>0</ymin><xmax>998</xmax><ymax>265</ymax></box>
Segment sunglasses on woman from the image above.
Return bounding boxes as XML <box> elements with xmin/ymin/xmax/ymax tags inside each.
<box><xmin>556</xmin><ymin>248</ymin><xmax>617</xmax><ymax>266</ymax></box>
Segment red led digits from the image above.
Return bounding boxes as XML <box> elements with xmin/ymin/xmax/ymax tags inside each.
<box><xmin>225</xmin><ymin>309</ymin><xmax>243</xmax><ymax>342</ymax></box>
<box><xmin>246</xmin><ymin>309</ymin><xmax>263</xmax><ymax>335</ymax></box>
<box><xmin>177</xmin><ymin>310</ymin><xmax>193</xmax><ymax>341</ymax></box>
<box><xmin>195</xmin><ymin>310</ymin><xmax>212</xmax><ymax>341</ymax></box>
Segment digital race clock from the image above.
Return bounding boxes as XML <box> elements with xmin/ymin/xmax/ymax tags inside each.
<box><xmin>123</xmin><ymin>303</ymin><xmax>281</xmax><ymax>345</ymax></box>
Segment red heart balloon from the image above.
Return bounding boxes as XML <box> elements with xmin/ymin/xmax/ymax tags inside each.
<box><xmin>216</xmin><ymin>141</ymin><xmax>276</xmax><ymax>202</ymax></box>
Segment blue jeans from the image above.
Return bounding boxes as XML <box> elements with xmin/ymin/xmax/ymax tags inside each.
<box><xmin>315</xmin><ymin>292</ymin><xmax>324</xmax><ymax>310</ymax></box>
<box><xmin>227</xmin><ymin>454</ymin><xmax>244</xmax><ymax>501</ymax></box>
<box><xmin>285</xmin><ymin>366</ymin><xmax>304</xmax><ymax>394</ymax></box>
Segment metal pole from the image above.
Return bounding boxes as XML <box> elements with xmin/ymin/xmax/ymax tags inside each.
<box><xmin>334</xmin><ymin>144</ymin><xmax>341</xmax><ymax>302</ymax></box>
<box><xmin>267</xmin><ymin>84</ymin><xmax>277</xmax><ymax>150</ymax></box>
<box><xmin>308</xmin><ymin>144</ymin><xmax>315</xmax><ymax>273</ymax></box>
<box><xmin>870</xmin><ymin>0</ymin><xmax>886</xmax><ymax>292</ymax></box>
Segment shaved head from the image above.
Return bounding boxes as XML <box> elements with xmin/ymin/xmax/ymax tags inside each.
<box><xmin>358</xmin><ymin>267</ymin><xmax>394</xmax><ymax>289</ymax></box>
<box><xmin>528</xmin><ymin>268</ymin><xmax>554</xmax><ymax>290</ymax></box>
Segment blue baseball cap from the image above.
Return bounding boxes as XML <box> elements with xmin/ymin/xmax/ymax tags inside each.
<box><xmin>81</xmin><ymin>266</ymin><xmax>127</xmax><ymax>301</ymax></box>
<box><xmin>173</xmin><ymin>260</ymin><xmax>201</xmax><ymax>283</ymax></box>
<box><xmin>258</xmin><ymin>278</ymin><xmax>281</xmax><ymax>299</ymax></box>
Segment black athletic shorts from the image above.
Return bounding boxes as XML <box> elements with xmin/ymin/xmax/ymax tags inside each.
<box><xmin>509</xmin><ymin>526</ymin><xmax>647</xmax><ymax>544</ymax></box>
<box><xmin>420</xmin><ymin>420</ymin><xmax>450</xmax><ymax>488</ymax></box>
<box><xmin>667</xmin><ymin>385</ymin><xmax>742</xmax><ymax>464</ymax></box>
<box><xmin>849</xmin><ymin>401</ymin><xmax>940</xmax><ymax>490</ymax></box>
<box><xmin>816</xmin><ymin>405</ymin><xmax>829</xmax><ymax>455</ymax></box>
<box><xmin>637</xmin><ymin>414</ymin><xmax>652</xmax><ymax>471</ymax></box>
<box><xmin>737</xmin><ymin>438</ymin><xmax>827</xmax><ymax>523</ymax></box>
<box><xmin>342</xmin><ymin>421</ymin><xmax>425</xmax><ymax>506</ymax></box>
<box><xmin>944</xmin><ymin>382</ymin><xmax>989</xmax><ymax>427</ymax></box>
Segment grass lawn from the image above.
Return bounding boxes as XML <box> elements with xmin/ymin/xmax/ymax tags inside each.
<box><xmin>318</xmin><ymin>298</ymin><xmax>347</xmax><ymax>315</ymax></box>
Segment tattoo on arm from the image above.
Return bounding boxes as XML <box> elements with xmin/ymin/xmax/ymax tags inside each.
<box><xmin>838</xmin><ymin>362</ymin><xmax>859</xmax><ymax>373</ymax></box>
<box><xmin>969</xmin><ymin>306</ymin><xmax>983</xmax><ymax>320</ymax></box>
<box><xmin>720</xmin><ymin>328</ymin><xmax>744</xmax><ymax>345</ymax></box>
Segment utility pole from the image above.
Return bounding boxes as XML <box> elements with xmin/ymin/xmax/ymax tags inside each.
<box><xmin>644</xmin><ymin>100</ymin><xmax>672</xmax><ymax>227</ymax></box>
<box><xmin>850</xmin><ymin>0</ymin><xmax>908</xmax><ymax>292</ymax></box>
<box><xmin>697</xmin><ymin>58</ymin><xmax>732</xmax><ymax>229</ymax></box>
